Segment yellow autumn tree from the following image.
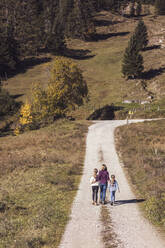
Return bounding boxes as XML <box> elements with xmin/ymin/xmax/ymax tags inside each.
<box><xmin>16</xmin><ymin>57</ymin><xmax>88</xmax><ymax>133</ymax></box>
<box><xmin>31</xmin><ymin>83</ymin><xmax>49</xmax><ymax>122</ymax></box>
<box><xmin>48</xmin><ymin>56</ymin><xmax>88</xmax><ymax>111</ymax></box>
<box><xmin>14</xmin><ymin>102</ymin><xmax>33</xmax><ymax>135</ymax></box>
<box><xmin>19</xmin><ymin>103</ymin><xmax>33</xmax><ymax>126</ymax></box>
<box><xmin>31</xmin><ymin>57</ymin><xmax>88</xmax><ymax>122</ymax></box>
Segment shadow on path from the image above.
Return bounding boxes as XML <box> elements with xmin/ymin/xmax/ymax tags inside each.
<box><xmin>115</xmin><ymin>199</ymin><xmax>145</xmax><ymax>205</ymax></box>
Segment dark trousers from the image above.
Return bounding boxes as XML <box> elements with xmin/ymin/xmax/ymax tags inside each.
<box><xmin>92</xmin><ymin>186</ymin><xmax>99</xmax><ymax>202</ymax></box>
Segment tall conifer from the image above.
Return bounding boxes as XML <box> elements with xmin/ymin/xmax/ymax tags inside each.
<box><xmin>136</xmin><ymin>2</ymin><xmax>142</xmax><ymax>16</ymax></box>
<box><xmin>122</xmin><ymin>34</ymin><xmax>144</xmax><ymax>79</ymax></box>
<box><xmin>134</xmin><ymin>20</ymin><xmax>148</xmax><ymax>51</ymax></box>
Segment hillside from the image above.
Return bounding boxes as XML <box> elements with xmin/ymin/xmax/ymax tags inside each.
<box><xmin>3</xmin><ymin>10</ymin><xmax>165</xmax><ymax>122</ymax></box>
<box><xmin>0</xmin><ymin>2</ymin><xmax>165</xmax><ymax>247</ymax></box>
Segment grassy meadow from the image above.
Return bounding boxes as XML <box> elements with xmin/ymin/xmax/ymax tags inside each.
<box><xmin>3</xmin><ymin>11</ymin><xmax>165</xmax><ymax>120</ymax></box>
<box><xmin>0</xmin><ymin>120</ymin><xmax>89</xmax><ymax>247</ymax></box>
<box><xmin>115</xmin><ymin>120</ymin><xmax>165</xmax><ymax>230</ymax></box>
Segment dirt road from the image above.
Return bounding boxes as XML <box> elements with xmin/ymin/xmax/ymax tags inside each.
<box><xmin>59</xmin><ymin>120</ymin><xmax>165</xmax><ymax>248</ymax></box>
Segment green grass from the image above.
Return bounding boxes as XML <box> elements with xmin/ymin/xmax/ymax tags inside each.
<box><xmin>0</xmin><ymin>120</ymin><xmax>89</xmax><ymax>248</ymax></box>
<box><xmin>115</xmin><ymin>120</ymin><xmax>165</xmax><ymax>229</ymax></box>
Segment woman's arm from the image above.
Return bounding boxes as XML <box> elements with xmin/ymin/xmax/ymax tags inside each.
<box><xmin>107</xmin><ymin>171</ymin><xmax>110</xmax><ymax>181</ymax></box>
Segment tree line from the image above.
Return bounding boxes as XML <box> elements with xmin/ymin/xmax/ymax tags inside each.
<box><xmin>0</xmin><ymin>0</ymin><xmax>164</xmax><ymax>75</ymax></box>
<box><xmin>0</xmin><ymin>0</ymin><xmax>95</xmax><ymax>74</ymax></box>
<box><xmin>1</xmin><ymin>0</ymin><xmax>164</xmax><ymax>75</ymax></box>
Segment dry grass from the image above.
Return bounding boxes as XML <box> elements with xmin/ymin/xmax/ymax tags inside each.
<box><xmin>115</xmin><ymin>120</ymin><xmax>165</xmax><ymax>229</ymax></box>
<box><xmin>100</xmin><ymin>206</ymin><xmax>121</xmax><ymax>248</ymax></box>
<box><xmin>68</xmin><ymin>11</ymin><xmax>165</xmax><ymax>119</ymax></box>
<box><xmin>0</xmin><ymin>120</ymin><xmax>89</xmax><ymax>248</ymax></box>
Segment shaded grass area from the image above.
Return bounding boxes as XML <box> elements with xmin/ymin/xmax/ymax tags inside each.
<box><xmin>115</xmin><ymin>120</ymin><xmax>165</xmax><ymax>229</ymax></box>
<box><xmin>0</xmin><ymin>120</ymin><xmax>89</xmax><ymax>248</ymax></box>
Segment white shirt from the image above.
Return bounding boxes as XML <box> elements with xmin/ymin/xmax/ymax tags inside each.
<box><xmin>90</xmin><ymin>176</ymin><xmax>99</xmax><ymax>186</ymax></box>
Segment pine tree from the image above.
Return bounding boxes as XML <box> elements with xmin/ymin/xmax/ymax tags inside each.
<box><xmin>130</xmin><ymin>2</ymin><xmax>135</xmax><ymax>17</ymax></box>
<box><xmin>136</xmin><ymin>2</ymin><xmax>142</xmax><ymax>16</ymax></box>
<box><xmin>134</xmin><ymin>20</ymin><xmax>148</xmax><ymax>51</ymax></box>
<box><xmin>155</xmin><ymin>0</ymin><xmax>165</xmax><ymax>15</ymax></box>
<box><xmin>0</xmin><ymin>0</ymin><xmax>19</xmax><ymax>73</ymax></box>
<box><xmin>122</xmin><ymin>34</ymin><xmax>144</xmax><ymax>79</ymax></box>
<box><xmin>57</xmin><ymin>0</ymin><xmax>95</xmax><ymax>40</ymax></box>
<box><xmin>0</xmin><ymin>25</ymin><xmax>19</xmax><ymax>74</ymax></box>
<box><xmin>14</xmin><ymin>0</ymin><xmax>42</xmax><ymax>56</ymax></box>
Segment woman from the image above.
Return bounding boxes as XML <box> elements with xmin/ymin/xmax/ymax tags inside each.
<box><xmin>98</xmin><ymin>164</ymin><xmax>110</xmax><ymax>204</ymax></box>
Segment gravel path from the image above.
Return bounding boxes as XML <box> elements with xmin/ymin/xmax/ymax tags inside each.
<box><xmin>59</xmin><ymin>120</ymin><xmax>165</xmax><ymax>248</ymax></box>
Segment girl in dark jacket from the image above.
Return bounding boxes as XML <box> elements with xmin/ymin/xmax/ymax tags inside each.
<box><xmin>98</xmin><ymin>164</ymin><xmax>110</xmax><ymax>204</ymax></box>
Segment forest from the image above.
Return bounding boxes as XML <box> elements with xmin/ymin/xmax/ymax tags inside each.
<box><xmin>1</xmin><ymin>0</ymin><xmax>163</xmax><ymax>75</ymax></box>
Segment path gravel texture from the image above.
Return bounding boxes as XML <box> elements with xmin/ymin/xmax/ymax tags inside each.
<box><xmin>59</xmin><ymin>120</ymin><xmax>165</xmax><ymax>248</ymax></box>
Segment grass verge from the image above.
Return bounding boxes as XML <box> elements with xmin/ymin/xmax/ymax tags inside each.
<box><xmin>0</xmin><ymin>119</ymin><xmax>89</xmax><ymax>248</ymax></box>
<box><xmin>115</xmin><ymin>120</ymin><xmax>165</xmax><ymax>230</ymax></box>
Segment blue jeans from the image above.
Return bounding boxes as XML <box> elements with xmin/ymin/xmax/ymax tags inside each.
<box><xmin>110</xmin><ymin>191</ymin><xmax>116</xmax><ymax>203</ymax></box>
<box><xmin>100</xmin><ymin>184</ymin><xmax>107</xmax><ymax>202</ymax></box>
